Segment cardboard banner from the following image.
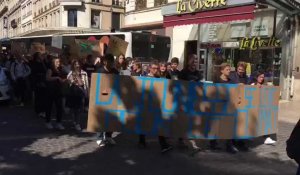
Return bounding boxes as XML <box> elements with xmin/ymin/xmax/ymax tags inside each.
<box><xmin>87</xmin><ymin>74</ymin><xmax>279</xmax><ymax>139</ymax></box>
<box><xmin>107</xmin><ymin>36</ymin><xmax>128</xmax><ymax>56</ymax></box>
<box><xmin>74</xmin><ymin>39</ymin><xmax>100</xmax><ymax>58</ymax></box>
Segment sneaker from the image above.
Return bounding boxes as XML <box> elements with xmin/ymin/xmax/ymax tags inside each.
<box><xmin>106</xmin><ymin>138</ymin><xmax>116</xmax><ymax>145</ymax></box>
<box><xmin>161</xmin><ymin>145</ymin><xmax>173</xmax><ymax>154</ymax></box>
<box><xmin>55</xmin><ymin>123</ymin><xmax>65</xmax><ymax>130</ymax></box>
<box><xmin>96</xmin><ymin>139</ymin><xmax>105</xmax><ymax>147</ymax></box>
<box><xmin>38</xmin><ymin>112</ymin><xmax>46</xmax><ymax>118</ymax></box>
<box><xmin>226</xmin><ymin>144</ymin><xmax>239</xmax><ymax>154</ymax></box>
<box><xmin>74</xmin><ymin>124</ymin><xmax>82</xmax><ymax>131</ymax></box>
<box><xmin>45</xmin><ymin>123</ymin><xmax>53</xmax><ymax>129</ymax></box>
<box><xmin>264</xmin><ymin>137</ymin><xmax>276</xmax><ymax>145</ymax></box>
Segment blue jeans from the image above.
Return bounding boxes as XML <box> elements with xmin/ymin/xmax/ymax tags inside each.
<box><xmin>297</xmin><ymin>165</ymin><xmax>300</xmax><ymax>175</ymax></box>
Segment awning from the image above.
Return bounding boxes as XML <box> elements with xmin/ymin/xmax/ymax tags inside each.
<box><xmin>163</xmin><ymin>5</ymin><xmax>255</xmax><ymax>27</ymax></box>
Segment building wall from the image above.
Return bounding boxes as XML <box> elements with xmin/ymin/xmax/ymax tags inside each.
<box><xmin>21</xmin><ymin>0</ymin><xmax>33</xmax><ymax>33</ymax></box>
<box><xmin>0</xmin><ymin>0</ymin><xmax>125</xmax><ymax>37</ymax></box>
<box><xmin>61</xmin><ymin>3</ymin><xmax>124</xmax><ymax>31</ymax></box>
<box><xmin>7</xmin><ymin>0</ymin><xmax>22</xmax><ymax>37</ymax></box>
<box><xmin>171</xmin><ymin>24</ymin><xmax>199</xmax><ymax>69</ymax></box>
<box><xmin>32</xmin><ymin>0</ymin><xmax>60</xmax><ymax>29</ymax></box>
<box><xmin>0</xmin><ymin>0</ymin><xmax>9</xmax><ymax>38</ymax></box>
<box><xmin>124</xmin><ymin>0</ymin><xmax>176</xmax><ymax>28</ymax></box>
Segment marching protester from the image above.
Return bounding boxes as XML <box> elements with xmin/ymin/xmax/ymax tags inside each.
<box><xmin>115</xmin><ymin>54</ymin><xmax>126</xmax><ymax>71</ymax></box>
<box><xmin>159</xmin><ymin>62</ymin><xmax>171</xmax><ymax>79</ymax></box>
<box><xmin>45</xmin><ymin>57</ymin><xmax>65</xmax><ymax>130</ymax></box>
<box><xmin>214</xmin><ymin>63</ymin><xmax>240</xmax><ymax>154</ymax></box>
<box><xmin>230</xmin><ymin>61</ymin><xmax>249</xmax><ymax>84</ymax></box>
<box><xmin>66</xmin><ymin>60</ymin><xmax>89</xmax><ymax>131</ymax></box>
<box><xmin>131</xmin><ymin>61</ymin><xmax>143</xmax><ymax>76</ymax></box>
<box><xmin>116</xmin><ymin>54</ymin><xmax>130</xmax><ymax>75</ymax></box>
<box><xmin>138</xmin><ymin>60</ymin><xmax>173</xmax><ymax>154</ymax></box>
<box><xmin>30</xmin><ymin>52</ymin><xmax>47</xmax><ymax>118</ymax></box>
<box><xmin>167</xmin><ymin>62</ymin><xmax>172</xmax><ymax>72</ymax></box>
<box><xmin>178</xmin><ymin>54</ymin><xmax>202</xmax><ymax>150</ymax></box>
<box><xmin>251</xmin><ymin>71</ymin><xmax>277</xmax><ymax>145</ymax></box>
<box><xmin>229</xmin><ymin>62</ymin><xmax>250</xmax><ymax>151</ymax></box>
<box><xmin>179</xmin><ymin>54</ymin><xmax>202</xmax><ymax>82</ymax></box>
<box><xmin>10</xmin><ymin>54</ymin><xmax>31</xmax><ymax>106</ymax></box>
<box><xmin>142</xmin><ymin>64</ymin><xmax>149</xmax><ymax>76</ymax></box>
<box><xmin>96</xmin><ymin>54</ymin><xmax>119</xmax><ymax>146</ymax></box>
<box><xmin>169</xmin><ymin>57</ymin><xmax>180</xmax><ymax>80</ymax></box>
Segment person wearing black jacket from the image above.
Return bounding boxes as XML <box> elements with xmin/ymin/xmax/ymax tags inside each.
<box><xmin>213</xmin><ymin>63</ymin><xmax>240</xmax><ymax>154</ymax></box>
<box><xmin>179</xmin><ymin>54</ymin><xmax>202</xmax><ymax>81</ymax></box>
<box><xmin>131</xmin><ymin>61</ymin><xmax>143</xmax><ymax>76</ymax></box>
<box><xmin>159</xmin><ymin>62</ymin><xmax>171</xmax><ymax>79</ymax></box>
<box><xmin>30</xmin><ymin>52</ymin><xmax>47</xmax><ymax>118</ymax></box>
<box><xmin>169</xmin><ymin>57</ymin><xmax>181</xmax><ymax>80</ymax></box>
<box><xmin>178</xmin><ymin>54</ymin><xmax>202</xmax><ymax>151</ymax></box>
<box><xmin>45</xmin><ymin>57</ymin><xmax>66</xmax><ymax>130</ymax></box>
<box><xmin>287</xmin><ymin>119</ymin><xmax>300</xmax><ymax>175</ymax></box>
<box><xmin>96</xmin><ymin>54</ymin><xmax>119</xmax><ymax>147</ymax></box>
<box><xmin>138</xmin><ymin>60</ymin><xmax>173</xmax><ymax>154</ymax></box>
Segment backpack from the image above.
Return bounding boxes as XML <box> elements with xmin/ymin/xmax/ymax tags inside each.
<box><xmin>12</xmin><ymin>61</ymin><xmax>29</xmax><ymax>77</ymax></box>
<box><xmin>286</xmin><ymin>119</ymin><xmax>300</xmax><ymax>163</ymax></box>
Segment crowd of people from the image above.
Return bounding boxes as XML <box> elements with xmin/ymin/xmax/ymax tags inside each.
<box><xmin>0</xmin><ymin>52</ymin><xmax>277</xmax><ymax>154</ymax></box>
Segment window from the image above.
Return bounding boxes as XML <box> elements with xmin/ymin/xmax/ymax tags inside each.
<box><xmin>91</xmin><ymin>10</ymin><xmax>100</xmax><ymax>29</ymax></box>
<box><xmin>154</xmin><ymin>0</ymin><xmax>167</xmax><ymax>7</ymax></box>
<box><xmin>135</xmin><ymin>0</ymin><xmax>147</xmax><ymax>10</ymax></box>
<box><xmin>68</xmin><ymin>9</ymin><xmax>77</xmax><ymax>27</ymax></box>
<box><xmin>111</xmin><ymin>12</ymin><xmax>120</xmax><ymax>30</ymax></box>
<box><xmin>112</xmin><ymin>0</ymin><xmax>120</xmax><ymax>6</ymax></box>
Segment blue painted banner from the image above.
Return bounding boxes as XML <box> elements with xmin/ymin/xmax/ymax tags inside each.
<box><xmin>87</xmin><ymin>74</ymin><xmax>279</xmax><ymax>139</ymax></box>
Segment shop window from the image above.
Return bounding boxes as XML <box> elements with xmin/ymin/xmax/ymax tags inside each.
<box><xmin>154</xmin><ymin>0</ymin><xmax>167</xmax><ymax>7</ymax></box>
<box><xmin>91</xmin><ymin>10</ymin><xmax>100</xmax><ymax>29</ymax></box>
<box><xmin>135</xmin><ymin>0</ymin><xmax>147</xmax><ymax>10</ymax></box>
<box><xmin>68</xmin><ymin>9</ymin><xmax>77</xmax><ymax>27</ymax></box>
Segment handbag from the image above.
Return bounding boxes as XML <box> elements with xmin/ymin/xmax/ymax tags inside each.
<box><xmin>69</xmin><ymin>84</ymin><xmax>85</xmax><ymax>97</ymax></box>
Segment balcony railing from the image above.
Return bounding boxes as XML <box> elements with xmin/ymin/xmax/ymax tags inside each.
<box><xmin>112</xmin><ymin>0</ymin><xmax>125</xmax><ymax>7</ymax></box>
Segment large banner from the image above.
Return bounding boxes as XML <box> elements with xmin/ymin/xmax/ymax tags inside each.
<box><xmin>87</xmin><ymin>74</ymin><xmax>279</xmax><ymax>139</ymax></box>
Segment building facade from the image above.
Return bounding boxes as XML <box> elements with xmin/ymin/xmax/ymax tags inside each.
<box><xmin>124</xmin><ymin>0</ymin><xmax>175</xmax><ymax>35</ymax></box>
<box><xmin>7</xmin><ymin>0</ymin><xmax>21</xmax><ymax>38</ymax></box>
<box><xmin>0</xmin><ymin>0</ymin><xmax>125</xmax><ymax>37</ymax></box>
<box><xmin>0</xmin><ymin>0</ymin><xmax>8</xmax><ymax>39</ymax></box>
<box><xmin>21</xmin><ymin>0</ymin><xmax>33</xmax><ymax>34</ymax></box>
<box><xmin>30</xmin><ymin>0</ymin><xmax>124</xmax><ymax>34</ymax></box>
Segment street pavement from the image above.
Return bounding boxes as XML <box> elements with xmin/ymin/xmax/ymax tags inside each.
<box><xmin>0</xmin><ymin>102</ymin><xmax>299</xmax><ymax>175</ymax></box>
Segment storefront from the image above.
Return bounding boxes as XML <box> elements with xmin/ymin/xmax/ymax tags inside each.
<box><xmin>162</xmin><ymin>0</ymin><xmax>292</xmax><ymax>99</ymax></box>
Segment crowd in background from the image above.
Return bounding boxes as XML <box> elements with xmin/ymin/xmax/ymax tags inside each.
<box><xmin>0</xmin><ymin>52</ymin><xmax>277</xmax><ymax>154</ymax></box>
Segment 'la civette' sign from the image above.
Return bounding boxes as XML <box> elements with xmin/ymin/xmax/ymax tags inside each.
<box><xmin>240</xmin><ymin>37</ymin><xmax>281</xmax><ymax>50</ymax></box>
<box><xmin>177</xmin><ymin>0</ymin><xmax>227</xmax><ymax>14</ymax></box>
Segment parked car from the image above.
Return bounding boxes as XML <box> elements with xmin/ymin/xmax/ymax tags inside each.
<box><xmin>0</xmin><ymin>66</ymin><xmax>10</xmax><ymax>101</ymax></box>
